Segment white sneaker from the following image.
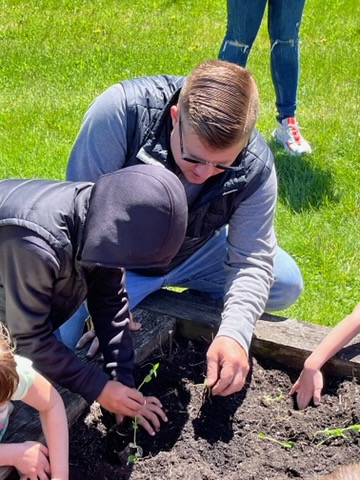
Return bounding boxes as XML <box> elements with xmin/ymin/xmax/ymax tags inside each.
<box><xmin>273</xmin><ymin>117</ymin><xmax>312</xmax><ymax>156</ymax></box>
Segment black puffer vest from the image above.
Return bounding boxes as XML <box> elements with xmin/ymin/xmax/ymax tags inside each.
<box><xmin>0</xmin><ymin>179</ymin><xmax>92</xmax><ymax>326</ymax></box>
<box><xmin>119</xmin><ymin>75</ymin><xmax>272</xmax><ymax>274</ymax></box>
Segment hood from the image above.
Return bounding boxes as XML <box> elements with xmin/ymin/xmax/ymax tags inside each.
<box><xmin>80</xmin><ymin>164</ymin><xmax>188</xmax><ymax>269</ymax></box>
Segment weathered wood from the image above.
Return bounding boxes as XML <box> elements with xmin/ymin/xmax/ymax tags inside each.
<box><xmin>139</xmin><ymin>289</ymin><xmax>360</xmax><ymax>376</ymax></box>
<box><xmin>0</xmin><ymin>310</ymin><xmax>175</xmax><ymax>480</ymax></box>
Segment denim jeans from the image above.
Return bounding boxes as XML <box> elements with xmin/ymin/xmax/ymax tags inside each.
<box><xmin>218</xmin><ymin>0</ymin><xmax>306</xmax><ymax>120</ymax></box>
<box><xmin>57</xmin><ymin>227</ymin><xmax>303</xmax><ymax>349</ymax></box>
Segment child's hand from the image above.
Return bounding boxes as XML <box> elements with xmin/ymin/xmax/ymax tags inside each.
<box><xmin>14</xmin><ymin>441</ymin><xmax>50</xmax><ymax>480</ymax></box>
<box><xmin>289</xmin><ymin>368</ymin><xmax>323</xmax><ymax>410</ymax></box>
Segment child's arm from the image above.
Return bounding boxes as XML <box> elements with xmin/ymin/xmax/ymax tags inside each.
<box><xmin>290</xmin><ymin>302</ymin><xmax>360</xmax><ymax>409</ymax></box>
<box><xmin>23</xmin><ymin>371</ymin><xmax>69</xmax><ymax>480</ymax></box>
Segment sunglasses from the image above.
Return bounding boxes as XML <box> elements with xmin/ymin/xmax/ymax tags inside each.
<box><xmin>178</xmin><ymin>114</ymin><xmax>244</xmax><ymax>172</ymax></box>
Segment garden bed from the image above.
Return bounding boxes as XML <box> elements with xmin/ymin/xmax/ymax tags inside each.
<box><xmin>66</xmin><ymin>336</ymin><xmax>360</xmax><ymax>480</ymax></box>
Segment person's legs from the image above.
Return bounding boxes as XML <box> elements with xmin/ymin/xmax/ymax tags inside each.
<box><xmin>127</xmin><ymin>227</ymin><xmax>303</xmax><ymax>312</ymax></box>
<box><xmin>266</xmin><ymin>245</ymin><xmax>303</xmax><ymax>311</ymax></box>
<box><xmin>55</xmin><ymin>302</ymin><xmax>89</xmax><ymax>350</ymax></box>
<box><xmin>268</xmin><ymin>0</ymin><xmax>306</xmax><ymax>120</ymax></box>
<box><xmin>218</xmin><ymin>0</ymin><xmax>267</xmax><ymax>67</ymax></box>
<box><xmin>269</xmin><ymin>0</ymin><xmax>311</xmax><ymax>154</ymax></box>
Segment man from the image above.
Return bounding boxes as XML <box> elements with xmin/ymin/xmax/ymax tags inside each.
<box><xmin>0</xmin><ymin>165</ymin><xmax>188</xmax><ymax>435</ymax></box>
<box><xmin>66</xmin><ymin>59</ymin><xmax>303</xmax><ymax>398</ymax></box>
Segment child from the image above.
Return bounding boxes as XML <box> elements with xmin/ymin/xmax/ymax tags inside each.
<box><xmin>318</xmin><ymin>462</ymin><xmax>360</xmax><ymax>479</ymax></box>
<box><xmin>0</xmin><ymin>324</ymin><xmax>68</xmax><ymax>479</ymax></box>
<box><xmin>290</xmin><ymin>302</ymin><xmax>360</xmax><ymax>410</ymax></box>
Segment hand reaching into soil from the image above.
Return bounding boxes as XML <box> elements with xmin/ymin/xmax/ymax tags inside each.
<box><xmin>115</xmin><ymin>396</ymin><xmax>168</xmax><ymax>436</ymax></box>
<box><xmin>205</xmin><ymin>336</ymin><xmax>249</xmax><ymax>396</ymax></box>
<box><xmin>289</xmin><ymin>368</ymin><xmax>323</xmax><ymax>410</ymax></box>
<box><xmin>76</xmin><ymin>312</ymin><xmax>142</xmax><ymax>359</ymax></box>
<box><xmin>290</xmin><ymin>302</ymin><xmax>360</xmax><ymax>410</ymax></box>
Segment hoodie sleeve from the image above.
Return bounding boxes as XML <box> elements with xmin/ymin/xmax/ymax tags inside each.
<box><xmin>85</xmin><ymin>267</ymin><xmax>135</xmax><ymax>388</ymax></box>
<box><xmin>0</xmin><ymin>227</ymin><xmax>109</xmax><ymax>404</ymax></box>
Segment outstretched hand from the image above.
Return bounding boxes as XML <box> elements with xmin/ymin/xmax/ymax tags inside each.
<box><xmin>206</xmin><ymin>336</ymin><xmax>249</xmax><ymax>396</ymax></box>
<box><xmin>290</xmin><ymin>368</ymin><xmax>323</xmax><ymax>410</ymax></box>
<box><xmin>76</xmin><ymin>312</ymin><xmax>141</xmax><ymax>359</ymax></box>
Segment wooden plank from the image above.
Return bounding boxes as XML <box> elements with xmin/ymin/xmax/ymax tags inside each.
<box><xmin>138</xmin><ymin>289</ymin><xmax>360</xmax><ymax>376</ymax></box>
<box><xmin>0</xmin><ymin>310</ymin><xmax>175</xmax><ymax>480</ymax></box>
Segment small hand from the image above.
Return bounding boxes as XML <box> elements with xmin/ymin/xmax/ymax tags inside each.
<box><xmin>290</xmin><ymin>368</ymin><xmax>323</xmax><ymax>410</ymax></box>
<box><xmin>76</xmin><ymin>312</ymin><xmax>142</xmax><ymax>359</ymax></box>
<box><xmin>206</xmin><ymin>336</ymin><xmax>249</xmax><ymax>396</ymax></box>
<box><xmin>15</xmin><ymin>441</ymin><xmax>50</xmax><ymax>480</ymax></box>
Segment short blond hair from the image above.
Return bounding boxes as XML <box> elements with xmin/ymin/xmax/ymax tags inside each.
<box><xmin>0</xmin><ymin>324</ymin><xmax>19</xmax><ymax>403</ymax></box>
<box><xmin>179</xmin><ymin>59</ymin><xmax>259</xmax><ymax>149</ymax></box>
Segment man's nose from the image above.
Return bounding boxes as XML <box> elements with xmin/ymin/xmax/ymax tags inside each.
<box><xmin>194</xmin><ymin>163</ymin><xmax>216</xmax><ymax>180</ymax></box>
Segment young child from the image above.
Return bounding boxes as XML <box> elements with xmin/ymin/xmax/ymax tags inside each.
<box><xmin>290</xmin><ymin>302</ymin><xmax>360</xmax><ymax>410</ymax></box>
<box><xmin>318</xmin><ymin>462</ymin><xmax>360</xmax><ymax>479</ymax></box>
<box><xmin>0</xmin><ymin>324</ymin><xmax>68</xmax><ymax>479</ymax></box>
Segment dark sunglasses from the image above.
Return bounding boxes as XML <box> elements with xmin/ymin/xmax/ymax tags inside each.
<box><xmin>178</xmin><ymin>114</ymin><xmax>244</xmax><ymax>172</ymax></box>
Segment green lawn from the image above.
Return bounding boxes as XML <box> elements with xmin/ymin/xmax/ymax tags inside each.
<box><xmin>0</xmin><ymin>0</ymin><xmax>359</xmax><ymax>327</ymax></box>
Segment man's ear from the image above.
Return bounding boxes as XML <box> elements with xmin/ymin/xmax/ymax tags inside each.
<box><xmin>170</xmin><ymin>105</ymin><xmax>179</xmax><ymax>128</ymax></box>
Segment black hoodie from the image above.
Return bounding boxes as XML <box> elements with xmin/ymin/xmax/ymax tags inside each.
<box><xmin>0</xmin><ymin>165</ymin><xmax>187</xmax><ymax>402</ymax></box>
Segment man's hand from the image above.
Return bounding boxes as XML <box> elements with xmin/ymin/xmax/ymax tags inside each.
<box><xmin>206</xmin><ymin>336</ymin><xmax>249</xmax><ymax>396</ymax></box>
<box><xmin>97</xmin><ymin>380</ymin><xmax>145</xmax><ymax>417</ymax></box>
<box><xmin>290</xmin><ymin>368</ymin><xmax>323</xmax><ymax>410</ymax></box>
<box><xmin>14</xmin><ymin>441</ymin><xmax>50</xmax><ymax>480</ymax></box>
<box><xmin>76</xmin><ymin>312</ymin><xmax>141</xmax><ymax>359</ymax></box>
<box><xmin>115</xmin><ymin>396</ymin><xmax>168</xmax><ymax>436</ymax></box>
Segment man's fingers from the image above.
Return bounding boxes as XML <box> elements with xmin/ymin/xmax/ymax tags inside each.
<box><xmin>86</xmin><ymin>336</ymin><xmax>100</xmax><ymax>359</ymax></box>
<box><xmin>206</xmin><ymin>357</ymin><xmax>219</xmax><ymax>388</ymax></box>
<box><xmin>129</xmin><ymin>311</ymin><xmax>142</xmax><ymax>331</ymax></box>
<box><xmin>129</xmin><ymin>321</ymin><xmax>142</xmax><ymax>332</ymax></box>
<box><xmin>115</xmin><ymin>413</ymin><xmax>125</xmax><ymax>425</ymax></box>
<box><xmin>76</xmin><ymin>329</ymin><xmax>96</xmax><ymax>349</ymax></box>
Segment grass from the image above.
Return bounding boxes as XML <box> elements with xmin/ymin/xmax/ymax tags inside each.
<box><xmin>0</xmin><ymin>0</ymin><xmax>359</xmax><ymax>327</ymax></box>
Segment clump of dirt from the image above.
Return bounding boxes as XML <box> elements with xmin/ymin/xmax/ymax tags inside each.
<box><xmin>67</xmin><ymin>337</ymin><xmax>360</xmax><ymax>480</ymax></box>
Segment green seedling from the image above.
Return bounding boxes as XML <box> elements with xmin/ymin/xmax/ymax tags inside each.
<box><xmin>314</xmin><ymin>424</ymin><xmax>360</xmax><ymax>445</ymax></box>
<box><xmin>262</xmin><ymin>388</ymin><xmax>284</xmax><ymax>405</ymax></box>
<box><xmin>258</xmin><ymin>432</ymin><xmax>295</xmax><ymax>450</ymax></box>
<box><xmin>127</xmin><ymin>362</ymin><xmax>160</xmax><ymax>465</ymax></box>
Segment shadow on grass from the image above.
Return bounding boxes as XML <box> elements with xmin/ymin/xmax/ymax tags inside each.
<box><xmin>269</xmin><ymin>138</ymin><xmax>340</xmax><ymax>212</ymax></box>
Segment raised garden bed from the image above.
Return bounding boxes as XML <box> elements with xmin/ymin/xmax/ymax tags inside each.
<box><xmin>3</xmin><ymin>290</ymin><xmax>360</xmax><ymax>479</ymax></box>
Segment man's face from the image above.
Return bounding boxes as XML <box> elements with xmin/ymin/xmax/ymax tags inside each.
<box><xmin>170</xmin><ymin>105</ymin><xmax>248</xmax><ymax>184</ymax></box>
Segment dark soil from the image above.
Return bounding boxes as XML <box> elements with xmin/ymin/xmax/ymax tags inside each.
<box><xmin>68</xmin><ymin>336</ymin><xmax>360</xmax><ymax>480</ymax></box>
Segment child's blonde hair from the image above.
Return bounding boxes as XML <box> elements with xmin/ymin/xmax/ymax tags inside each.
<box><xmin>0</xmin><ymin>323</ymin><xmax>19</xmax><ymax>403</ymax></box>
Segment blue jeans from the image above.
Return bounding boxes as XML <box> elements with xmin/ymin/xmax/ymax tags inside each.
<box><xmin>57</xmin><ymin>227</ymin><xmax>303</xmax><ymax>349</ymax></box>
<box><xmin>218</xmin><ymin>0</ymin><xmax>306</xmax><ymax>120</ymax></box>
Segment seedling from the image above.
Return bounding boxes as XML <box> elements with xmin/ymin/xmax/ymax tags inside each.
<box><xmin>261</xmin><ymin>388</ymin><xmax>284</xmax><ymax>405</ymax></box>
<box><xmin>258</xmin><ymin>432</ymin><xmax>296</xmax><ymax>450</ymax></box>
<box><xmin>127</xmin><ymin>362</ymin><xmax>160</xmax><ymax>465</ymax></box>
<box><xmin>314</xmin><ymin>424</ymin><xmax>360</xmax><ymax>445</ymax></box>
